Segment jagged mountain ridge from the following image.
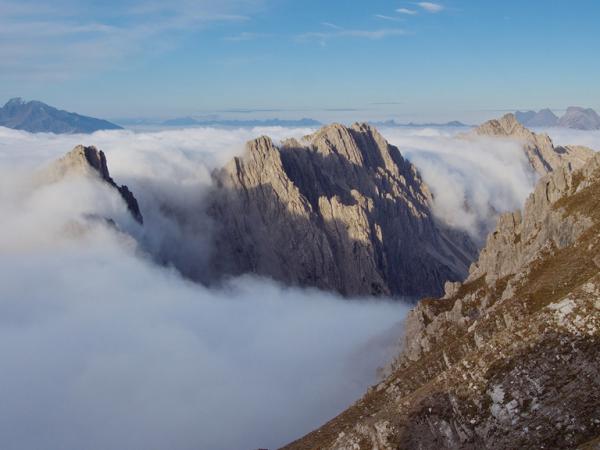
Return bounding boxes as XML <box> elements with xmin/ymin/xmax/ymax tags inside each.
<box><xmin>514</xmin><ymin>106</ymin><xmax>600</xmax><ymax>130</ymax></box>
<box><xmin>209</xmin><ymin>122</ymin><xmax>477</xmax><ymax>298</ymax></box>
<box><xmin>283</xmin><ymin>151</ymin><xmax>600</xmax><ymax>450</ymax></box>
<box><xmin>40</xmin><ymin>145</ymin><xmax>143</xmax><ymax>223</ymax></box>
<box><xmin>473</xmin><ymin>113</ymin><xmax>594</xmax><ymax>176</ymax></box>
<box><xmin>0</xmin><ymin>98</ymin><xmax>122</xmax><ymax>134</ymax></box>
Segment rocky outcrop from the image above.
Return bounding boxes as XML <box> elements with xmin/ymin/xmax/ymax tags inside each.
<box><xmin>283</xmin><ymin>153</ymin><xmax>600</xmax><ymax>450</ymax></box>
<box><xmin>473</xmin><ymin>113</ymin><xmax>594</xmax><ymax>176</ymax></box>
<box><xmin>558</xmin><ymin>106</ymin><xmax>600</xmax><ymax>130</ymax></box>
<box><xmin>209</xmin><ymin>123</ymin><xmax>477</xmax><ymax>297</ymax></box>
<box><xmin>40</xmin><ymin>145</ymin><xmax>143</xmax><ymax>223</ymax></box>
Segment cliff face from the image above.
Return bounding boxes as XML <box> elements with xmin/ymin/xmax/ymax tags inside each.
<box><xmin>283</xmin><ymin>153</ymin><xmax>600</xmax><ymax>450</ymax></box>
<box><xmin>209</xmin><ymin>123</ymin><xmax>477</xmax><ymax>297</ymax></box>
<box><xmin>40</xmin><ymin>145</ymin><xmax>143</xmax><ymax>223</ymax></box>
<box><xmin>473</xmin><ymin>113</ymin><xmax>593</xmax><ymax>176</ymax></box>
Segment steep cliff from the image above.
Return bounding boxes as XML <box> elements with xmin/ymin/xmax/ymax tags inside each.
<box><xmin>283</xmin><ymin>153</ymin><xmax>600</xmax><ymax>450</ymax></box>
<box><xmin>209</xmin><ymin>123</ymin><xmax>477</xmax><ymax>297</ymax></box>
<box><xmin>473</xmin><ymin>113</ymin><xmax>593</xmax><ymax>176</ymax></box>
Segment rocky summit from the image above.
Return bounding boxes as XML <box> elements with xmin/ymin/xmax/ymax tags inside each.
<box><xmin>41</xmin><ymin>145</ymin><xmax>143</xmax><ymax>224</ymax></box>
<box><xmin>209</xmin><ymin>123</ymin><xmax>477</xmax><ymax>298</ymax></box>
<box><xmin>283</xmin><ymin>150</ymin><xmax>600</xmax><ymax>450</ymax></box>
<box><xmin>473</xmin><ymin>113</ymin><xmax>594</xmax><ymax>176</ymax></box>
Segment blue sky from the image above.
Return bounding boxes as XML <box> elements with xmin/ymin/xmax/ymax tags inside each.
<box><xmin>1</xmin><ymin>0</ymin><xmax>599</xmax><ymax>121</ymax></box>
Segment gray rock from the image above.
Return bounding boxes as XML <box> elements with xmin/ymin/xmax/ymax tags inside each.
<box><xmin>209</xmin><ymin>123</ymin><xmax>477</xmax><ymax>297</ymax></box>
<box><xmin>40</xmin><ymin>145</ymin><xmax>143</xmax><ymax>223</ymax></box>
<box><xmin>473</xmin><ymin>113</ymin><xmax>594</xmax><ymax>176</ymax></box>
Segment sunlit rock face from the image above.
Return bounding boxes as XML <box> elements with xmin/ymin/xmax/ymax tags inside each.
<box><xmin>209</xmin><ymin>122</ymin><xmax>477</xmax><ymax>298</ymax></box>
<box><xmin>41</xmin><ymin>145</ymin><xmax>143</xmax><ymax>224</ymax></box>
<box><xmin>283</xmin><ymin>152</ymin><xmax>600</xmax><ymax>450</ymax></box>
<box><xmin>473</xmin><ymin>113</ymin><xmax>594</xmax><ymax>176</ymax></box>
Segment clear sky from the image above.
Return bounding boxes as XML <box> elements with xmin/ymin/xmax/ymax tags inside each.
<box><xmin>1</xmin><ymin>0</ymin><xmax>599</xmax><ymax>122</ymax></box>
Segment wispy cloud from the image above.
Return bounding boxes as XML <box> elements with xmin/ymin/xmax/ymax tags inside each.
<box><xmin>223</xmin><ymin>32</ymin><xmax>271</xmax><ymax>42</ymax></box>
<box><xmin>297</xmin><ymin>28</ymin><xmax>407</xmax><ymax>44</ymax></box>
<box><xmin>321</xmin><ymin>22</ymin><xmax>343</xmax><ymax>30</ymax></box>
<box><xmin>0</xmin><ymin>0</ymin><xmax>261</xmax><ymax>81</ymax></box>
<box><xmin>374</xmin><ymin>14</ymin><xmax>405</xmax><ymax>23</ymax></box>
<box><xmin>418</xmin><ymin>2</ymin><xmax>444</xmax><ymax>13</ymax></box>
<box><xmin>396</xmin><ymin>8</ymin><xmax>418</xmax><ymax>15</ymax></box>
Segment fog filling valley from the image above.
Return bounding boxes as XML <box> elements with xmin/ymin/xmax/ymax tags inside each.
<box><xmin>1</xmin><ymin>123</ymin><xmax>594</xmax><ymax>449</ymax></box>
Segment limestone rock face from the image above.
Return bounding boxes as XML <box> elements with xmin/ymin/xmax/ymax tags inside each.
<box><xmin>42</xmin><ymin>145</ymin><xmax>143</xmax><ymax>223</ymax></box>
<box><xmin>283</xmin><ymin>154</ymin><xmax>600</xmax><ymax>450</ymax></box>
<box><xmin>209</xmin><ymin>123</ymin><xmax>477</xmax><ymax>297</ymax></box>
<box><xmin>473</xmin><ymin>113</ymin><xmax>594</xmax><ymax>176</ymax></box>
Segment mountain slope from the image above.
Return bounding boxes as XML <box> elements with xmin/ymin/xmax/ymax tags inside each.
<box><xmin>473</xmin><ymin>113</ymin><xmax>593</xmax><ymax>176</ymax></box>
<box><xmin>0</xmin><ymin>98</ymin><xmax>122</xmax><ymax>134</ymax></box>
<box><xmin>209</xmin><ymin>123</ymin><xmax>477</xmax><ymax>297</ymax></box>
<box><xmin>283</xmin><ymin>153</ymin><xmax>600</xmax><ymax>450</ymax></box>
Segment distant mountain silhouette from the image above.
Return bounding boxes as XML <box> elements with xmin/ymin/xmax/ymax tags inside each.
<box><xmin>161</xmin><ymin>117</ymin><xmax>322</xmax><ymax>127</ymax></box>
<box><xmin>0</xmin><ymin>98</ymin><xmax>122</xmax><ymax>134</ymax></box>
<box><xmin>370</xmin><ymin>119</ymin><xmax>469</xmax><ymax>127</ymax></box>
<box><xmin>514</xmin><ymin>106</ymin><xmax>600</xmax><ymax>130</ymax></box>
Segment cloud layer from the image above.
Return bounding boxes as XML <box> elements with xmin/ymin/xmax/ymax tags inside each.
<box><xmin>0</xmin><ymin>125</ymin><xmax>408</xmax><ymax>450</ymax></box>
<box><xmin>379</xmin><ymin>126</ymin><xmax>538</xmax><ymax>239</ymax></box>
<box><xmin>2</xmin><ymin>121</ymin><xmax>591</xmax><ymax>449</ymax></box>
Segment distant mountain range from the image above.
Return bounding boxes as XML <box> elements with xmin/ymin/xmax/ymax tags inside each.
<box><xmin>370</xmin><ymin>119</ymin><xmax>469</xmax><ymax>128</ymax></box>
<box><xmin>161</xmin><ymin>117</ymin><xmax>322</xmax><ymax>127</ymax></box>
<box><xmin>0</xmin><ymin>98</ymin><xmax>122</xmax><ymax>134</ymax></box>
<box><xmin>515</xmin><ymin>106</ymin><xmax>600</xmax><ymax>130</ymax></box>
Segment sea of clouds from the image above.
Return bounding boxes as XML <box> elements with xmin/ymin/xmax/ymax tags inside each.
<box><xmin>1</xmin><ymin>123</ymin><xmax>597</xmax><ymax>450</ymax></box>
<box><xmin>0</xmin><ymin>125</ymin><xmax>408</xmax><ymax>450</ymax></box>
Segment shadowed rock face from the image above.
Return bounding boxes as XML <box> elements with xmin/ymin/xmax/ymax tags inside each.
<box><xmin>209</xmin><ymin>123</ymin><xmax>477</xmax><ymax>298</ymax></box>
<box><xmin>283</xmin><ymin>153</ymin><xmax>600</xmax><ymax>450</ymax></box>
<box><xmin>43</xmin><ymin>145</ymin><xmax>143</xmax><ymax>224</ymax></box>
<box><xmin>473</xmin><ymin>113</ymin><xmax>594</xmax><ymax>176</ymax></box>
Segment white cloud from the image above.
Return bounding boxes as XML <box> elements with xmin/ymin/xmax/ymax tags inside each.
<box><xmin>375</xmin><ymin>14</ymin><xmax>405</xmax><ymax>22</ymax></box>
<box><xmin>0</xmin><ymin>0</ymin><xmax>260</xmax><ymax>81</ymax></box>
<box><xmin>379</xmin><ymin>126</ymin><xmax>537</xmax><ymax>240</ymax></box>
<box><xmin>321</xmin><ymin>21</ymin><xmax>344</xmax><ymax>30</ymax></box>
<box><xmin>418</xmin><ymin>2</ymin><xmax>444</xmax><ymax>13</ymax></box>
<box><xmin>396</xmin><ymin>7</ymin><xmax>418</xmax><ymax>15</ymax></box>
<box><xmin>297</xmin><ymin>28</ymin><xmax>407</xmax><ymax>44</ymax></box>
<box><xmin>223</xmin><ymin>31</ymin><xmax>271</xmax><ymax>41</ymax></box>
<box><xmin>0</xmin><ymin>125</ymin><xmax>409</xmax><ymax>450</ymax></box>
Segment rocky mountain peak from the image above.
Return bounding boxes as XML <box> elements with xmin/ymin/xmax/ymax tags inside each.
<box><xmin>473</xmin><ymin>114</ymin><xmax>594</xmax><ymax>176</ymax></box>
<box><xmin>284</xmin><ymin>137</ymin><xmax>600</xmax><ymax>450</ymax></box>
<box><xmin>475</xmin><ymin>113</ymin><xmax>524</xmax><ymax>136</ymax></box>
<box><xmin>45</xmin><ymin>145</ymin><xmax>143</xmax><ymax>223</ymax></box>
<box><xmin>209</xmin><ymin>123</ymin><xmax>477</xmax><ymax>297</ymax></box>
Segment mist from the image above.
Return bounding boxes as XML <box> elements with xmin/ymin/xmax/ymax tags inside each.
<box><xmin>0</xmin><ymin>121</ymin><xmax>583</xmax><ymax>449</ymax></box>
<box><xmin>0</xmin><ymin>125</ymin><xmax>409</xmax><ymax>450</ymax></box>
<box><xmin>379</xmin><ymin>126</ymin><xmax>538</xmax><ymax>239</ymax></box>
